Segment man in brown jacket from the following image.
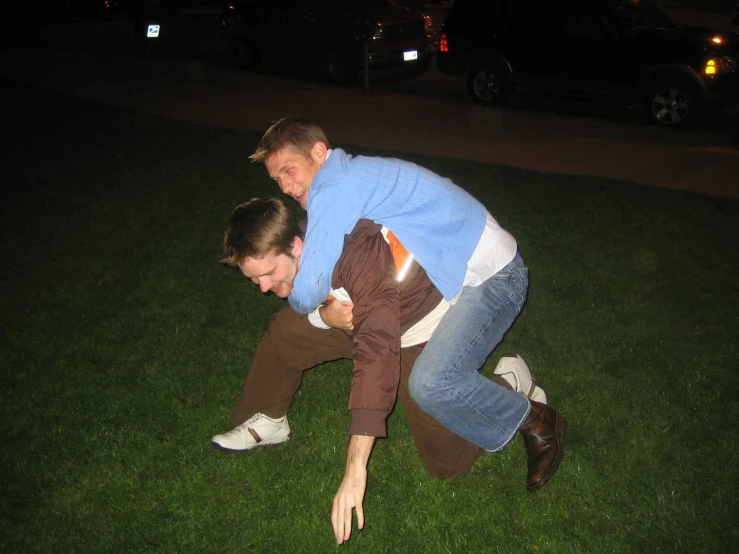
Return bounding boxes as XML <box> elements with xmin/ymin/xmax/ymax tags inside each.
<box><xmin>213</xmin><ymin>198</ymin><xmax>565</xmax><ymax>544</ymax></box>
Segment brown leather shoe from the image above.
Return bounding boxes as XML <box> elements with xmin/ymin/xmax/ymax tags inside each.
<box><xmin>518</xmin><ymin>400</ymin><xmax>567</xmax><ymax>492</ymax></box>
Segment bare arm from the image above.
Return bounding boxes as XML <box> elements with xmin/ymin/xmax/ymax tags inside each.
<box><xmin>331</xmin><ymin>435</ymin><xmax>375</xmax><ymax>545</ymax></box>
<box><xmin>328</xmin><ymin>224</ymin><xmax>399</xmax><ymax>544</ymax></box>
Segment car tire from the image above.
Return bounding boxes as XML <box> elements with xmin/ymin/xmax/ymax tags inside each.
<box><xmin>233</xmin><ymin>38</ymin><xmax>260</xmax><ymax>70</ymax></box>
<box><xmin>466</xmin><ymin>59</ymin><xmax>511</xmax><ymax>106</ymax></box>
<box><xmin>644</xmin><ymin>79</ymin><xmax>698</xmax><ymax>127</ymax></box>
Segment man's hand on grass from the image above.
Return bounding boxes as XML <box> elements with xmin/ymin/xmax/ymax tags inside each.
<box><xmin>331</xmin><ymin>435</ymin><xmax>374</xmax><ymax>544</ymax></box>
<box><xmin>331</xmin><ymin>464</ymin><xmax>367</xmax><ymax>544</ymax></box>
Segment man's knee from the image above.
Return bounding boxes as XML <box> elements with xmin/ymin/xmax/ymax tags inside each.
<box><xmin>416</xmin><ymin>446</ymin><xmax>481</xmax><ymax>479</ymax></box>
<box><xmin>262</xmin><ymin>307</ymin><xmax>302</xmax><ymax>337</ymax></box>
<box><xmin>408</xmin><ymin>368</ymin><xmax>435</xmax><ymax>411</ymax></box>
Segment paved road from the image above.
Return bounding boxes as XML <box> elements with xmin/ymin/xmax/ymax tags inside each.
<box><xmin>2</xmin><ymin>7</ymin><xmax>738</xmax><ymax>199</ymax></box>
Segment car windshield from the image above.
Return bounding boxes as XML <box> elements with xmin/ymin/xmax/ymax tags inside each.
<box><xmin>319</xmin><ymin>0</ymin><xmax>391</xmax><ymax>9</ymax></box>
<box><xmin>608</xmin><ymin>0</ymin><xmax>673</xmax><ymax>30</ymax></box>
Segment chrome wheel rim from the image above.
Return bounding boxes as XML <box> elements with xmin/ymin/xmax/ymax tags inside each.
<box><xmin>472</xmin><ymin>70</ymin><xmax>500</xmax><ymax>102</ymax></box>
<box><xmin>651</xmin><ymin>87</ymin><xmax>690</xmax><ymax>125</ymax></box>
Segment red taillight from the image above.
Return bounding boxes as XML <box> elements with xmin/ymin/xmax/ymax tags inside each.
<box><xmin>439</xmin><ymin>32</ymin><xmax>448</xmax><ymax>53</ymax></box>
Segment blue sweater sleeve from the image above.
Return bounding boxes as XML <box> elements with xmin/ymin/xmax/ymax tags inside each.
<box><xmin>288</xmin><ymin>182</ymin><xmax>363</xmax><ymax>314</ymax></box>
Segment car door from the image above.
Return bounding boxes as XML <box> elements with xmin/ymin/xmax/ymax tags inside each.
<box><xmin>553</xmin><ymin>8</ymin><xmax>616</xmax><ymax>96</ymax></box>
<box><xmin>257</xmin><ymin>0</ymin><xmax>321</xmax><ymax>62</ymax></box>
<box><xmin>499</xmin><ymin>0</ymin><xmax>583</xmax><ymax>90</ymax></box>
<box><xmin>558</xmin><ymin>3</ymin><xmax>644</xmax><ymax>101</ymax></box>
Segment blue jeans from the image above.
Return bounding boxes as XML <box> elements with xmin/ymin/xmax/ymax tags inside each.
<box><xmin>408</xmin><ymin>252</ymin><xmax>531</xmax><ymax>452</ymax></box>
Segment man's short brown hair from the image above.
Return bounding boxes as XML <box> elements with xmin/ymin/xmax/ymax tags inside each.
<box><xmin>221</xmin><ymin>197</ymin><xmax>301</xmax><ymax>268</ymax></box>
<box><xmin>250</xmin><ymin>116</ymin><xmax>331</xmax><ymax>163</ymax></box>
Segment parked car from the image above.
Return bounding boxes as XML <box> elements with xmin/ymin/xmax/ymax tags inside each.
<box><xmin>437</xmin><ymin>0</ymin><xmax>739</xmax><ymax>126</ymax></box>
<box><xmin>222</xmin><ymin>0</ymin><xmax>437</xmax><ymax>85</ymax></box>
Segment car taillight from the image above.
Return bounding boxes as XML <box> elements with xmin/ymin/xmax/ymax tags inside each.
<box><xmin>440</xmin><ymin>33</ymin><xmax>448</xmax><ymax>53</ymax></box>
<box><xmin>371</xmin><ymin>23</ymin><xmax>383</xmax><ymax>40</ymax></box>
<box><xmin>423</xmin><ymin>14</ymin><xmax>433</xmax><ymax>33</ymax></box>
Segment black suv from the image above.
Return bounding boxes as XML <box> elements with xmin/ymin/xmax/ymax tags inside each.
<box><xmin>437</xmin><ymin>0</ymin><xmax>739</xmax><ymax>126</ymax></box>
<box><xmin>222</xmin><ymin>0</ymin><xmax>436</xmax><ymax>85</ymax></box>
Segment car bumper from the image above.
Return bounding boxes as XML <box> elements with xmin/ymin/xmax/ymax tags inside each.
<box><xmin>703</xmin><ymin>72</ymin><xmax>739</xmax><ymax>107</ymax></box>
<box><xmin>437</xmin><ymin>51</ymin><xmax>466</xmax><ymax>76</ymax></box>
<box><xmin>366</xmin><ymin>47</ymin><xmax>434</xmax><ymax>69</ymax></box>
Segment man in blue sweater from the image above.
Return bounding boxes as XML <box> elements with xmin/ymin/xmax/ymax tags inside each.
<box><xmin>249</xmin><ymin>116</ymin><xmax>567</xmax><ymax>524</ymax></box>
<box><xmin>215</xmin><ymin>199</ymin><xmax>559</xmax><ymax>545</ymax></box>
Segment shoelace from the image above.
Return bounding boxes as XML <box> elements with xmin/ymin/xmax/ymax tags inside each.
<box><xmin>223</xmin><ymin>415</ymin><xmax>262</xmax><ymax>437</ymax></box>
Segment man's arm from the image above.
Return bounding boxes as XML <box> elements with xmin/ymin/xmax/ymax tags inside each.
<box><xmin>331</xmin><ymin>435</ymin><xmax>375</xmax><ymax>545</ymax></box>
<box><xmin>289</xmin><ymin>181</ymin><xmax>363</xmax><ymax>314</ymax></box>
<box><xmin>328</xmin><ymin>223</ymin><xmax>401</xmax><ymax>543</ymax></box>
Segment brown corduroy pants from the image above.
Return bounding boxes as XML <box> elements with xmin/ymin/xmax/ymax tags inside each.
<box><xmin>230</xmin><ymin>307</ymin><xmax>487</xmax><ymax>479</ymax></box>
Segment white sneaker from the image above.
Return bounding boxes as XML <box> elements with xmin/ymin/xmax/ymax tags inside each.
<box><xmin>493</xmin><ymin>353</ymin><xmax>548</xmax><ymax>405</ymax></box>
<box><xmin>211</xmin><ymin>413</ymin><xmax>290</xmax><ymax>452</ymax></box>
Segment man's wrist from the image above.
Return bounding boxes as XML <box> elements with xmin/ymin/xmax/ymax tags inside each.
<box><xmin>308</xmin><ymin>305</ymin><xmax>330</xmax><ymax>329</ymax></box>
<box><xmin>346</xmin><ymin>435</ymin><xmax>375</xmax><ymax>469</ymax></box>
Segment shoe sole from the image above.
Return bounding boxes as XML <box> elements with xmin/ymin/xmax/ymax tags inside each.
<box><xmin>526</xmin><ymin>415</ymin><xmax>567</xmax><ymax>493</ymax></box>
<box><xmin>211</xmin><ymin>435</ymin><xmax>290</xmax><ymax>452</ymax></box>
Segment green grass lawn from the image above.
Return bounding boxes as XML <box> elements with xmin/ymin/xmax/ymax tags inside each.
<box><xmin>1</xmin><ymin>80</ymin><xmax>737</xmax><ymax>553</ymax></box>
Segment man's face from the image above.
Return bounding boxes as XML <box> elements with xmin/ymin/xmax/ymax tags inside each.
<box><xmin>238</xmin><ymin>238</ymin><xmax>303</xmax><ymax>298</ymax></box>
<box><xmin>265</xmin><ymin>143</ymin><xmax>326</xmax><ymax>210</ymax></box>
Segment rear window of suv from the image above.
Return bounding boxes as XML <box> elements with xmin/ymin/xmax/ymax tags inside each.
<box><xmin>318</xmin><ymin>0</ymin><xmax>394</xmax><ymax>10</ymax></box>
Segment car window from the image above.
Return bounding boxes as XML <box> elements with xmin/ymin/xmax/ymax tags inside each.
<box><xmin>455</xmin><ymin>0</ymin><xmax>514</xmax><ymax>32</ymax></box>
<box><xmin>605</xmin><ymin>0</ymin><xmax>672</xmax><ymax>30</ymax></box>
<box><xmin>562</xmin><ymin>13</ymin><xmax>610</xmax><ymax>39</ymax></box>
<box><xmin>293</xmin><ymin>0</ymin><xmax>314</xmax><ymax>11</ymax></box>
<box><xmin>510</xmin><ymin>0</ymin><xmax>575</xmax><ymax>32</ymax></box>
<box><xmin>317</xmin><ymin>0</ymin><xmax>389</xmax><ymax>10</ymax></box>
<box><xmin>268</xmin><ymin>0</ymin><xmax>297</xmax><ymax>11</ymax></box>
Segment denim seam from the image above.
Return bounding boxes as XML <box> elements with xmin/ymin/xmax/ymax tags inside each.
<box><xmin>439</xmin><ymin>295</ymin><xmax>520</xmax><ymax>447</ymax></box>
<box><xmin>486</xmin><ymin>399</ymin><xmax>530</xmax><ymax>453</ymax></box>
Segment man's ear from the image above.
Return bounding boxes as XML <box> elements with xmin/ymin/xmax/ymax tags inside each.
<box><xmin>310</xmin><ymin>141</ymin><xmax>328</xmax><ymax>166</ymax></box>
<box><xmin>291</xmin><ymin>236</ymin><xmax>304</xmax><ymax>258</ymax></box>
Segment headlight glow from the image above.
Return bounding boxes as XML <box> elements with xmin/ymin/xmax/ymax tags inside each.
<box><xmin>719</xmin><ymin>56</ymin><xmax>737</xmax><ymax>73</ymax></box>
<box><xmin>705</xmin><ymin>56</ymin><xmax>738</xmax><ymax>75</ymax></box>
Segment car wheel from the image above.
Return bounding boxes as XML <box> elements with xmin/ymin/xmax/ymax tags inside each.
<box><xmin>466</xmin><ymin>60</ymin><xmax>511</xmax><ymax>106</ymax></box>
<box><xmin>645</xmin><ymin>81</ymin><xmax>697</xmax><ymax>127</ymax></box>
<box><xmin>233</xmin><ymin>39</ymin><xmax>260</xmax><ymax>70</ymax></box>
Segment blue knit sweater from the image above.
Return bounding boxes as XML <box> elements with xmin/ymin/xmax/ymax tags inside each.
<box><xmin>289</xmin><ymin>148</ymin><xmax>487</xmax><ymax>314</ymax></box>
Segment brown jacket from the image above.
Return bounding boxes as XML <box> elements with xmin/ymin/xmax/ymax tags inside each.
<box><xmin>332</xmin><ymin>219</ymin><xmax>443</xmax><ymax>437</ymax></box>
